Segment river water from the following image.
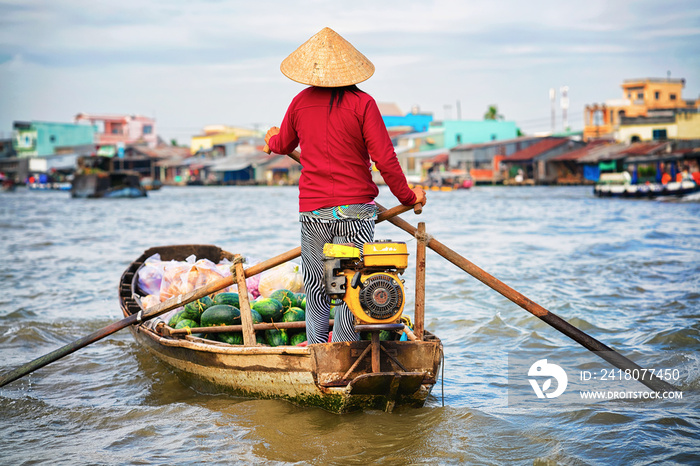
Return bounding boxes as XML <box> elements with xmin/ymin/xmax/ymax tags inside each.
<box><xmin>1</xmin><ymin>185</ymin><xmax>698</xmax><ymax>465</ymax></box>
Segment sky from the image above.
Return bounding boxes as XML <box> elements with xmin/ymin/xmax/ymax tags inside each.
<box><xmin>1</xmin><ymin>0</ymin><xmax>699</xmax><ymax>144</ymax></box>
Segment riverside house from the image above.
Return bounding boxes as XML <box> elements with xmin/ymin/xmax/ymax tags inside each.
<box><xmin>583</xmin><ymin>77</ymin><xmax>700</xmax><ymax>143</ymax></box>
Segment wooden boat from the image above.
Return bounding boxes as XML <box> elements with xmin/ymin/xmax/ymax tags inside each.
<box><xmin>71</xmin><ymin>156</ymin><xmax>147</xmax><ymax>198</ymax></box>
<box><xmin>594</xmin><ymin>179</ymin><xmax>700</xmax><ymax>198</ymax></box>
<box><xmin>140</xmin><ymin>177</ymin><xmax>163</xmax><ymax>191</ymax></box>
<box><xmin>119</xmin><ymin>244</ymin><xmax>442</xmax><ymax>413</ymax></box>
<box><xmin>1</xmin><ymin>178</ymin><xmax>16</xmax><ymax>192</ymax></box>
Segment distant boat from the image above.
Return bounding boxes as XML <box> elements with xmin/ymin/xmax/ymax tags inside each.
<box><xmin>594</xmin><ymin>172</ymin><xmax>700</xmax><ymax>198</ymax></box>
<box><xmin>71</xmin><ymin>156</ymin><xmax>147</xmax><ymax>199</ymax></box>
<box><xmin>409</xmin><ymin>177</ymin><xmax>473</xmax><ymax>192</ymax></box>
<box><xmin>140</xmin><ymin>177</ymin><xmax>162</xmax><ymax>191</ymax></box>
<box><xmin>2</xmin><ymin>179</ymin><xmax>16</xmax><ymax>192</ymax></box>
<box><xmin>27</xmin><ymin>181</ymin><xmax>71</xmax><ymax>191</ymax></box>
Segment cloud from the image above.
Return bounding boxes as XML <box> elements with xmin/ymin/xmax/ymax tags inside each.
<box><xmin>0</xmin><ymin>0</ymin><xmax>698</xmax><ymax>140</ymax></box>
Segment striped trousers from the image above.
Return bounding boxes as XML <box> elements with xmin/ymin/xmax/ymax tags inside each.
<box><xmin>301</xmin><ymin>219</ymin><xmax>375</xmax><ymax>344</ymax></box>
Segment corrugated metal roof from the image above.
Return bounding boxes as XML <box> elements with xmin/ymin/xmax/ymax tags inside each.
<box><xmin>618</xmin><ymin>142</ymin><xmax>669</xmax><ymax>155</ymax></box>
<box><xmin>265</xmin><ymin>154</ymin><xmax>298</xmax><ymax>170</ymax></box>
<box><xmin>429</xmin><ymin>153</ymin><xmax>448</xmax><ymax>164</ymax></box>
<box><xmin>550</xmin><ymin>140</ymin><xmax>610</xmax><ymax>161</ymax></box>
<box><xmin>129</xmin><ymin>145</ymin><xmax>191</xmax><ymax>159</ymax></box>
<box><xmin>396</xmin><ymin>128</ymin><xmax>445</xmax><ymax>139</ymax></box>
<box><xmin>398</xmin><ymin>148</ymin><xmax>449</xmax><ymax>159</ymax></box>
<box><xmin>209</xmin><ymin>152</ymin><xmax>274</xmax><ymax>172</ymax></box>
<box><xmin>503</xmin><ymin>138</ymin><xmax>569</xmax><ymax>162</ymax></box>
<box><xmin>576</xmin><ymin>143</ymin><xmax>628</xmax><ymax>162</ymax></box>
<box><xmin>451</xmin><ymin>136</ymin><xmax>540</xmax><ymax>152</ymax></box>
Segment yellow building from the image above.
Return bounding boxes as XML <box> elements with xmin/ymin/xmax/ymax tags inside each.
<box><xmin>190</xmin><ymin>125</ymin><xmax>262</xmax><ymax>154</ymax></box>
<box><xmin>583</xmin><ymin>78</ymin><xmax>700</xmax><ymax>142</ymax></box>
<box><xmin>677</xmin><ymin>112</ymin><xmax>700</xmax><ymax>139</ymax></box>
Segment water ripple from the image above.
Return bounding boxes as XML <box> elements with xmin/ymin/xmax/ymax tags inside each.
<box><xmin>1</xmin><ymin>185</ymin><xmax>698</xmax><ymax>464</ymax></box>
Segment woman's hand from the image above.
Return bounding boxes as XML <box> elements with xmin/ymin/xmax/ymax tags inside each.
<box><xmin>265</xmin><ymin>126</ymin><xmax>280</xmax><ymax>145</ymax></box>
<box><xmin>412</xmin><ymin>187</ymin><xmax>427</xmax><ymax>207</ymax></box>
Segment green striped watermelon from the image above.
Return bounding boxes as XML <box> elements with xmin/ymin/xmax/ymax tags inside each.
<box><xmin>252</xmin><ymin>298</ymin><xmax>284</xmax><ymax>322</ymax></box>
<box><xmin>290</xmin><ymin>332</ymin><xmax>307</xmax><ymax>346</ymax></box>
<box><xmin>219</xmin><ymin>332</ymin><xmax>244</xmax><ymax>345</ymax></box>
<box><xmin>265</xmin><ymin>328</ymin><xmax>289</xmax><ymax>347</ymax></box>
<box><xmin>282</xmin><ymin>307</ymin><xmax>305</xmax><ymax>323</ymax></box>
<box><xmin>200</xmin><ymin>304</ymin><xmax>241</xmax><ymax>327</ymax></box>
<box><xmin>269</xmin><ymin>289</ymin><xmax>296</xmax><ymax>311</ymax></box>
<box><xmin>213</xmin><ymin>292</ymin><xmax>240</xmax><ymax>308</ymax></box>
<box><xmin>175</xmin><ymin>318</ymin><xmax>198</xmax><ymax>329</ymax></box>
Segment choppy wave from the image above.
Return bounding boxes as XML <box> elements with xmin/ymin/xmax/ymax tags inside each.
<box><xmin>1</xmin><ymin>185</ymin><xmax>699</xmax><ymax>464</ymax></box>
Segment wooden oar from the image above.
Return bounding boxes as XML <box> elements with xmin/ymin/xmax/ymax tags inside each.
<box><xmin>374</xmin><ymin>202</ymin><xmax>679</xmax><ymax>393</ymax></box>
<box><xmin>0</xmin><ymin>200</ymin><xmax>418</xmax><ymax>388</ymax></box>
<box><xmin>0</xmin><ymin>247</ymin><xmax>300</xmax><ymax>388</ymax></box>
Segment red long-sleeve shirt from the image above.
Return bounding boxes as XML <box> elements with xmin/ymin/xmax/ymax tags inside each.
<box><xmin>267</xmin><ymin>87</ymin><xmax>417</xmax><ymax>212</ymax></box>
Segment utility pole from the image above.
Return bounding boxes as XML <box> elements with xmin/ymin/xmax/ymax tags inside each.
<box><xmin>549</xmin><ymin>88</ymin><xmax>556</xmax><ymax>134</ymax></box>
<box><xmin>456</xmin><ymin>100</ymin><xmax>462</xmax><ymax>120</ymax></box>
<box><xmin>560</xmin><ymin>86</ymin><xmax>569</xmax><ymax>132</ymax></box>
<box><xmin>444</xmin><ymin>104</ymin><xmax>452</xmax><ymax>121</ymax></box>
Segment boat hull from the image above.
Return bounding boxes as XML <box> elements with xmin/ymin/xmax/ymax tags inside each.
<box><xmin>594</xmin><ymin>180</ymin><xmax>699</xmax><ymax>198</ymax></box>
<box><xmin>120</xmin><ymin>244</ymin><xmax>441</xmax><ymax>413</ymax></box>
<box><xmin>72</xmin><ymin>172</ymin><xmax>147</xmax><ymax>198</ymax></box>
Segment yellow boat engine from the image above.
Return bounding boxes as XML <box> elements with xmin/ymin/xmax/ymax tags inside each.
<box><xmin>323</xmin><ymin>241</ymin><xmax>408</xmax><ymax>324</ymax></box>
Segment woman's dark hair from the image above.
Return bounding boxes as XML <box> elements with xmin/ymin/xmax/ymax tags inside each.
<box><xmin>329</xmin><ymin>85</ymin><xmax>361</xmax><ymax>111</ymax></box>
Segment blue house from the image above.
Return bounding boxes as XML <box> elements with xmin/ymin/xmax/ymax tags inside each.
<box><xmin>13</xmin><ymin>121</ymin><xmax>96</xmax><ymax>157</ymax></box>
<box><xmin>436</xmin><ymin>120</ymin><xmax>519</xmax><ymax>148</ymax></box>
<box><xmin>380</xmin><ymin>103</ymin><xmax>434</xmax><ymax>133</ymax></box>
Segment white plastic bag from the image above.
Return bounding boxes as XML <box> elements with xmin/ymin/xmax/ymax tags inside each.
<box><xmin>159</xmin><ymin>255</ymin><xmax>229</xmax><ymax>302</ymax></box>
<box><xmin>258</xmin><ymin>262</ymin><xmax>304</xmax><ymax>297</ymax></box>
<box><xmin>137</xmin><ymin>253</ymin><xmax>165</xmax><ymax>296</ymax></box>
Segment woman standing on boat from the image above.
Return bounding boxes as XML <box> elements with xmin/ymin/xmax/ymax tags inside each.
<box><xmin>265</xmin><ymin>27</ymin><xmax>426</xmax><ymax>345</ymax></box>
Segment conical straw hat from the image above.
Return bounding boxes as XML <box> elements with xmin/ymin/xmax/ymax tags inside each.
<box><xmin>280</xmin><ymin>27</ymin><xmax>375</xmax><ymax>87</ymax></box>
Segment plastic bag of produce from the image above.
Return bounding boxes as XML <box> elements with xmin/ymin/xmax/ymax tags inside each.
<box><xmin>159</xmin><ymin>255</ymin><xmax>229</xmax><ymax>302</ymax></box>
<box><xmin>138</xmin><ymin>253</ymin><xmax>165</xmax><ymax>296</ymax></box>
<box><xmin>216</xmin><ymin>257</ymin><xmax>262</xmax><ymax>299</ymax></box>
<box><xmin>258</xmin><ymin>262</ymin><xmax>304</xmax><ymax>298</ymax></box>
<box><xmin>140</xmin><ymin>294</ymin><xmax>161</xmax><ymax>309</ymax></box>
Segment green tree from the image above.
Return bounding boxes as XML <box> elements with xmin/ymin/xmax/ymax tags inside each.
<box><xmin>484</xmin><ymin>105</ymin><xmax>504</xmax><ymax>121</ymax></box>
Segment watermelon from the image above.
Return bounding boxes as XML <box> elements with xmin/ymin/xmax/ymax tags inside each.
<box><xmin>256</xmin><ymin>333</ymin><xmax>266</xmax><ymax>345</ymax></box>
<box><xmin>250</xmin><ymin>309</ymin><xmax>263</xmax><ymax>324</ymax></box>
<box><xmin>175</xmin><ymin>318</ymin><xmax>198</xmax><ymax>330</ymax></box>
<box><xmin>361</xmin><ymin>330</ymin><xmax>393</xmax><ymax>341</ymax></box>
<box><xmin>181</xmin><ymin>296</ymin><xmax>212</xmax><ymax>322</ymax></box>
<box><xmin>282</xmin><ymin>307</ymin><xmax>305</xmax><ymax>323</ymax></box>
<box><xmin>219</xmin><ymin>332</ymin><xmax>244</xmax><ymax>345</ymax></box>
<box><xmin>265</xmin><ymin>328</ymin><xmax>289</xmax><ymax>347</ymax></box>
<box><xmin>290</xmin><ymin>332</ymin><xmax>307</xmax><ymax>346</ymax></box>
<box><xmin>295</xmin><ymin>293</ymin><xmax>306</xmax><ymax>310</ymax></box>
<box><xmin>282</xmin><ymin>307</ymin><xmax>306</xmax><ymax>339</ymax></box>
<box><xmin>200</xmin><ymin>304</ymin><xmax>241</xmax><ymax>327</ymax></box>
<box><xmin>168</xmin><ymin>309</ymin><xmax>186</xmax><ymax>327</ymax></box>
<box><xmin>269</xmin><ymin>289</ymin><xmax>296</xmax><ymax>310</ymax></box>
<box><xmin>252</xmin><ymin>298</ymin><xmax>284</xmax><ymax>322</ymax></box>
<box><xmin>213</xmin><ymin>292</ymin><xmax>240</xmax><ymax>308</ymax></box>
